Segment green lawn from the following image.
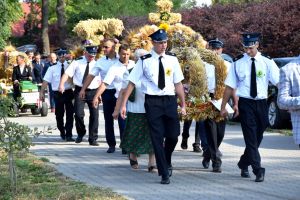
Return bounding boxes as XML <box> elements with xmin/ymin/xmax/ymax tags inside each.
<box><xmin>0</xmin><ymin>153</ymin><xmax>125</xmax><ymax>200</ymax></box>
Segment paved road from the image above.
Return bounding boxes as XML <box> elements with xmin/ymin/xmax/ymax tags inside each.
<box><xmin>10</xmin><ymin>109</ymin><xmax>300</xmax><ymax>200</ymax></box>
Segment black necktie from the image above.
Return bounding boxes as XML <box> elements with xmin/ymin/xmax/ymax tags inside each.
<box><xmin>250</xmin><ymin>58</ymin><xmax>257</xmax><ymax>98</ymax></box>
<box><xmin>61</xmin><ymin>63</ymin><xmax>64</xmax><ymax>78</ymax></box>
<box><xmin>82</xmin><ymin>62</ymin><xmax>89</xmax><ymax>84</ymax></box>
<box><xmin>158</xmin><ymin>56</ymin><xmax>165</xmax><ymax>90</ymax></box>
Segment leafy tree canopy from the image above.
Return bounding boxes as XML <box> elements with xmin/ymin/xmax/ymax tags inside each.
<box><xmin>0</xmin><ymin>0</ymin><xmax>22</xmax><ymax>49</ymax></box>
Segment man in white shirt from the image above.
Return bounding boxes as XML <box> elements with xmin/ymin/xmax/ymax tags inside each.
<box><xmin>59</xmin><ymin>46</ymin><xmax>101</xmax><ymax>146</ymax></box>
<box><xmin>92</xmin><ymin>44</ymin><xmax>134</xmax><ymax>152</ymax></box>
<box><xmin>80</xmin><ymin>39</ymin><xmax>125</xmax><ymax>153</ymax></box>
<box><xmin>40</xmin><ymin>49</ymin><xmax>74</xmax><ymax>141</ymax></box>
<box><xmin>221</xmin><ymin>33</ymin><xmax>279</xmax><ymax>182</ymax></box>
<box><xmin>120</xmin><ymin>29</ymin><xmax>186</xmax><ymax>184</ymax></box>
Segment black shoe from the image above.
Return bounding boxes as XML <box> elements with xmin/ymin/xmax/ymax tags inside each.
<box><xmin>217</xmin><ymin>149</ymin><xmax>223</xmax><ymax>157</ymax></box>
<box><xmin>122</xmin><ymin>149</ymin><xmax>127</xmax><ymax>155</ymax></box>
<box><xmin>202</xmin><ymin>159</ymin><xmax>210</xmax><ymax>169</ymax></box>
<box><xmin>89</xmin><ymin>140</ymin><xmax>99</xmax><ymax>146</ymax></box>
<box><xmin>212</xmin><ymin>166</ymin><xmax>222</xmax><ymax>173</ymax></box>
<box><xmin>107</xmin><ymin>146</ymin><xmax>115</xmax><ymax>153</ymax></box>
<box><xmin>193</xmin><ymin>144</ymin><xmax>202</xmax><ymax>153</ymax></box>
<box><xmin>75</xmin><ymin>136</ymin><xmax>83</xmax><ymax>143</ymax></box>
<box><xmin>241</xmin><ymin>169</ymin><xmax>250</xmax><ymax>178</ymax></box>
<box><xmin>181</xmin><ymin>138</ymin><xmax>188</xmax><ymax>149</ymax></box>
<box><xmin>60</xmin><ymin>133</ymin><xmax>66</xmax><ymax>140</ymax></box>
<box><xmin>66</xmin><ymin>137</ymin><xmax>75</xmax><ymax>142</ymax></box>
<box><xmin>168</xmin><ymin>165</ymin><xmax>173</xmax><ymax>177</ymax></box>
<box><xmin>255</xmin><ymin>168</ymin><xmax>265</xmax><ymax>182</ymax></box>
<box><xmin>160</xmin><ymin>176</ymin><xmax>170</xmax><ymax>184</ymax></box>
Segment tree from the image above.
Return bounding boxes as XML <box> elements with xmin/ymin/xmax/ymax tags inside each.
<box><xmin>181</xmin><ymin>0</ymin><xmax>300</xmax><ymax>57</ymax></box>
<box><xmin>0</xmin><ymin>96</ymin><xmax>37</xmax><ymax>192</ymax></box>
<box><xmin>41</xmin><ymin>0</ymin><xmax>50</xmax><ymax>55</ymax></box>
<box><xmin>56</xmin><ymin>0</ymin><xmax>67</xmax><ymax>47</ymax></box>
<box><xmin>212</xmin><ymin>0</ymin><xmax>264</xmax><ymax>4</ymax></box>
<box><xmin>0</xmin><ymin>0</ymin><xmax>22</xmax><ymax>49</ymax></box>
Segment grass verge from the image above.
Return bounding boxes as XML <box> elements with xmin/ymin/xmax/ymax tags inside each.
<box><xmin>0</xmin><ymin>153</ymin><xmax>125</xmax><ymax>200</ymax></box>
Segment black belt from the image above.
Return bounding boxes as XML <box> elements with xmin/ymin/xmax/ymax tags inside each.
<box><xmin>145</xmin><ymin>94</ymin><xmax>175</xmax><ymax>98</ymax></box>
<box><xmin>75</xmin><ymin>85</ymin><xmax>97</xmax><ymax>91</ymax></box>
<box><xmin>54</xmin><ymin>89</ymin><xmax>72</xmax><ymax>93</ymax></box>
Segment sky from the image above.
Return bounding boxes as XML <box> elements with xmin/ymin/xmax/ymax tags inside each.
<box><xmin>195</xmin><ymin>0</ymin><xmax>212</xmax><ymax>6</ymax></box>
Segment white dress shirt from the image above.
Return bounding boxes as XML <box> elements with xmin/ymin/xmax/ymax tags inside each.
<box><xmin>128</xmin><ymin>49</ymin><xmax>184</xmax><ymax>96</ymax></box>
<box><xmin>91</xmin><ymin>55</ymin><xmax>119</xmax><ymax>89</ymax></box>
<box><xmin>65</xmin><ymin>56</ymin><xmax>101</xmax><ymax>89</ymax></box>
<box><xmin>43</xmin><ymin>61</ymin><xmax>73</xmax><ymax>91</ymax></box>
<box><xmin>103</xmin><ymin>60</ymin><xmax>135</xmax><ymax>98</ymax></box>
<box><xmin>225</xmin><ymin>52</ymin><xmax>279</xmax><ymax>99</ymax></box>
<box><xmin>204</xmin><ymin>62</ymin><xmax>216</xmax><ymax>93</ymax></box>
<box><xmin>122</xmin><ymin>71</ymin><xmax>145</xmax><ymax>113</ymax></box>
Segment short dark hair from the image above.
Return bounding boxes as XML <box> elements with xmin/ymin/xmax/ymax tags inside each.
<box><xmin>17</xmin><ymin>54</ymin><xmax>25</xmax><ymax>59</ymax></box>
<box><xmin>102</xmin><ymin>38</ymin><xmax>115</xmax><ymax>45</ymax></box>
<box><xmin>118</xmin><ymin>44</ymin><xmax>130</xmax><ymax>53</ymax></box>
<box><xmin>34</xmin><ymin>52</ymin><xmax>41</xmax><ymax>56</ymax></box>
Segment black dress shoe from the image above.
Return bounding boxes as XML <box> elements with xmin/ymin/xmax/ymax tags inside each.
<box><xmin>161</xmin><ymin>176</ymin><xmax>170</xmax><ymax>184</ymax></box>
<box><xmin>181</xmin><ymin>138</ymin><xmax>188</xmax><ymax>149</ymax></box>
<box><xmin>212</xmin><ymin>166</ymin><xmax>222</xmax><ymax>173</ymax></box>
<box><xmin>60</xmin><ymin>133</ymin><xmax>66</xmax><ymax>140</ymax></box>
<box><xmin>89</xmin><ymin>140</ymin><xmax>99</xmax><ymax>146</ymax></box>
<box><xmin>66</xmin><ymin>137</ymin><xmax>75</xmax><ymax>142</ymax></box>
<box><xmin>241</xmin><ymin>169</ymin><xmax>250</xmax><ymax>178</ymax></box>
<box><xmin>75</xmin><ymin>136</ymin><xmax>83</xmax><ymax>143</ymax></box>
<box><xmin>193</xmin><ymin>144</ymin><xmax>202</xmax><ymax>153</ymax></box>
<box><xmin>255</xmin><ymin>168</ymin><xmax>265</xmax><ymax>182</ymax></box>
<box><xmin>107</xmin><ymin>146</ymin><xmax>115</xmax><ymax>153</ymax></box>
<box><xmin>168</xmin><ymin>165</ymin><xmax>173</xmax><ymax>177</ymax></box>
<box><xmin>202</xmin><ymin>159</ymin><xmax>210</xmax><ymax>169</ymax></box>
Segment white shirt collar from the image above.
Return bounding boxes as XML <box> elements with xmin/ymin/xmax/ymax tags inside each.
<box><xmin>151</xmin><ymin>49</ymin><xmax>166</xmax><ymax>59</ymax></box>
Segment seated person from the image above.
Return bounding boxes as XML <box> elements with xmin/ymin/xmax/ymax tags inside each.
<box><xmin>12</xmin><ymin>55</ymin><xmax>32</xmax><ymax>101</ymax></box>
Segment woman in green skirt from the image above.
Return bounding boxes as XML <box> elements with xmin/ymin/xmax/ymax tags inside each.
<box><xmin>113</xmin><ymin>49</ymin><xmax>155</xmax><ymax>171</ymax></box>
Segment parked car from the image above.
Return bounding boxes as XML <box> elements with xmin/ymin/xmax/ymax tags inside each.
<box><xmin>267</xmin><ymin>56</ymin><xmax>298</xmax><ymax>128</ymax></box>
<box><xmin>16</xmin><ymin>44</ymin><xmax>37</xmax><ymax>53</ymax></box>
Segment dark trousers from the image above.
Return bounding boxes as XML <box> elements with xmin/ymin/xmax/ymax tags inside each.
<box><xmin>48</xmin><ymin>84</ymin><xmax>55</xmax><ymax>109</ymax></box>
<box><xmin>101</xmin><ymin>89</ymin><xmax>126</xmax><ymax>147</ymax></box>
<box><xmin>74</xmin><ymin>86</ymin><xmax>99</xmax><ymax>142</ymax></box>
<box><xmin>53</xmin><ymin>89</ymin><xmax>74</xmax><ymax>138</ymax></box>
<box><xmin>203</xmin><ymin>119</ymin><xmax>226</xmax><ymax>167</ymax></box>
<box><xmin>145</xmin><ymin>94</ymin><xmax>180</xmax><ymax>178</ymax></box>
<box><xmin>238</xmin><ymin>97</ymin><xmax>268</xmax><ymax>174</ymax></box>
<box><xmin>13</xmin><ymin>83</ymin><xmax>21</xmax><ymax>101</ymax></box>
<box><xmin>182</xmin><ymin>120</ymin><xmax>208</xmax><ymax>150</ymax></box>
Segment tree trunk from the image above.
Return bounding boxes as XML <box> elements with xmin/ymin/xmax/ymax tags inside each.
<box><xmin>56</xmin><ymin>0</ymin><xmax>67</xmax><ymax>48</ymax></box>
<box><xmin>8</xmin><ymin>150</ymin><xmax>16</xmax><ymax>193</ymax></box>
<box><xmin>42</xmin><ymin>0</ymin><xmax>50</xmax><ymax>55</ymax></box>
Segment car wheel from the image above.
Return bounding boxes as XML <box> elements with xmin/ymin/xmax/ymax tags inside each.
<box><xmin>31</xmin><ymin>107</ymin><xmax>40</xmax><ymax>115</ymax></box>
<box><xmin>268</xmin><ymin>100</ymin><xmax>282</xmax><ymax>129</ymax></box>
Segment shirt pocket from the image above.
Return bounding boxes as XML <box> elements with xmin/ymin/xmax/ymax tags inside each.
<box><xmin>143</xmin><ymin>65</ymin><xmax>154</xmax><ymax>82</ymax></box>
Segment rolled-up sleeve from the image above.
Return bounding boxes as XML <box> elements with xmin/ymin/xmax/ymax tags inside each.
<box><xmin>224</xmin><ymin>62</ymin><xmax>237</xmax><ymax>89</ymax></box>
<box><xmin>173</xmin><ymin>58</ymin><xmax>184</xmax><ymax>84</ymax></box>
<box><xmin>128</xmin><ymin>60</ymin><xmax>143</xmax><ymax>85</ymax></box>
<box><xmin>90</xmin><ymin>60</ymin><xmax>101</xmax><ymax>76</ymax></box>
<box><xmin>269</xmin><ymin>59</ymin><xmax>280</xmax><ymax>86</ymax></box>
<box><xmin>65</xmin><ymin>60</ymin><xmax>76</xmax><ymax>78</ymax></box>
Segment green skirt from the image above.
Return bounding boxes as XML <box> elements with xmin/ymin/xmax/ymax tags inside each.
<box><xmin>120</xmin><ymin>112</ymin><xmax>153</xmax><ymax>155</ymax></box>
